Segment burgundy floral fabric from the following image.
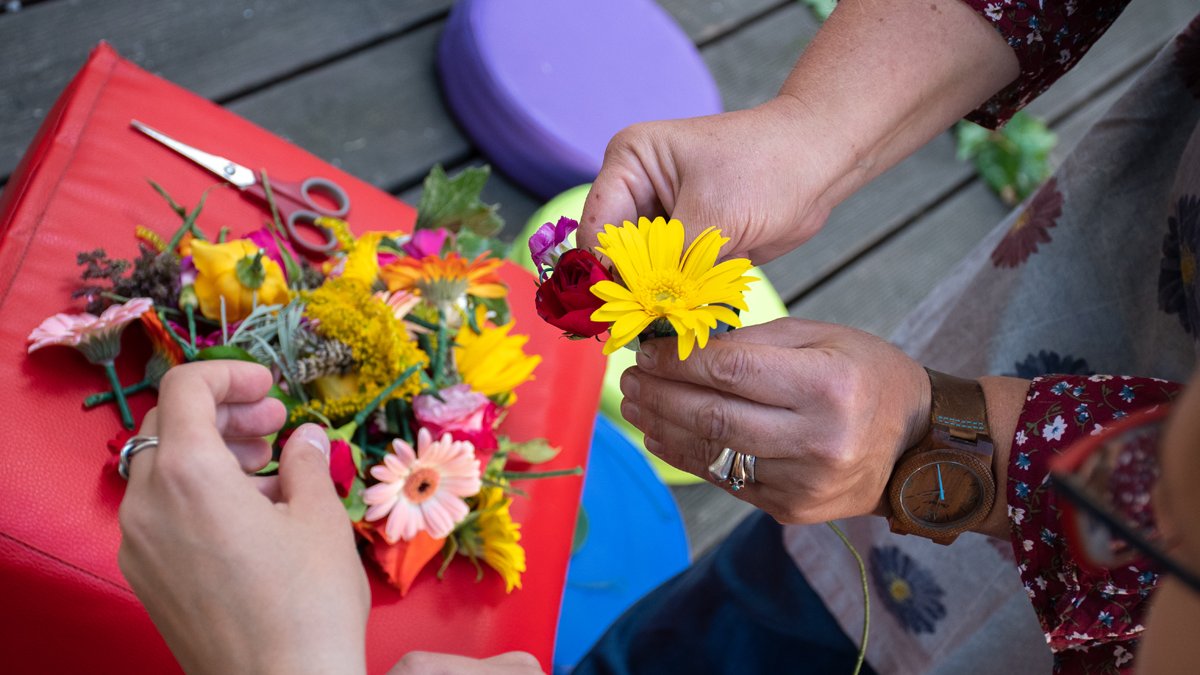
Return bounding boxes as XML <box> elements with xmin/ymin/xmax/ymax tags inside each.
<box><xmin>1009</xmin><ymin>375</ymin><xmax>1182</xmax><ymax>673</ymax></box>
<box><xmin>991</xmin><ymin>177</ymin><xmax>1063</xmax><ymax>268</ymax></box>
<box><xmin>961</xmin><ymin>0</ymin><xmax>1131</xmax><ymax>128</ymax></box>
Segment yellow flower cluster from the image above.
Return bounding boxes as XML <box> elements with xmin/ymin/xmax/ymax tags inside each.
<box><xmin>474</xmin><ymin>487</ymin><xmax>525</xmax><ymax>593</ymax></box>
<box><xmin>303</xmin><ymin>277</ymin><xmax>427</xmax><ymax>420</ymax></box>
<box><xmin>455</xmin><ymin>307</ymin><xmax>540</xmax><ymax>399</ymax></box>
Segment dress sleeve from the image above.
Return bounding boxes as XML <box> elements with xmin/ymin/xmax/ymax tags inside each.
<box><xmin>1007</xmin><ymin>374</ymin><xmax>1182</xmax><ymax>674</ymax></box>
<box><xmin>958</xmin><ymin>0</ymin><xmax>1131</xmax><ymax>128</ymax></box>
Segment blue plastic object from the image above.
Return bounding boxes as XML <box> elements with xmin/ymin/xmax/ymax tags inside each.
<box><xmin>553</xmin><ymin>416</ymin><xmax>691</xmax><ymax>671</ymax></box>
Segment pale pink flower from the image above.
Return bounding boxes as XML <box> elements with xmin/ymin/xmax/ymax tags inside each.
<box><xmin>362</xmin><ymin>427</ymin><xmax>482</xmax><ymax>543</ymax></box>
<box><xmin>373</xmin><ymin>290</ymin><xmax>428</xmax><ymax>336</ymax></box>
<box><xmin>28</xmin><ymin>298</ymin><xmax>154</xmax><ymax>364</ymax></box>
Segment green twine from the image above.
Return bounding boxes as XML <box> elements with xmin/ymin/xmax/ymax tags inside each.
<box><xmin>827</xmin><ymin>521</ymin><xmax>869</xmax><ymax>675</ymax></box>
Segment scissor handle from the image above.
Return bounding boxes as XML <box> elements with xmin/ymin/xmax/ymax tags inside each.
<box><xmin>299</xmin><ymin>177</ymin><xmax>350</xmax><ymax>217</ymax></box>
<box><xmin>286</xmin><ymin>210</ymin><xmax>340</xmax><ymax>256</ymax></box>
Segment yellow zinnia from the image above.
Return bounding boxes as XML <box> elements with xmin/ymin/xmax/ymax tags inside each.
<box><xmin>455</xmin><ymin>307</ymin><xmax>540</xmax><ymax>399</ymax></box>
<box><xmin>475</xmin><ymin>487</ymin><xmax>526</xmax><ymax>593</ymax></box>
<box><xmin>191</xmin><ymin>239</ymin><xmax>290</xmax><ymax>322</ymax></box>
<box><xmin>590</xmin><ymin>217</ymin><xmax>755</xmax><ymax>360</ymax></box>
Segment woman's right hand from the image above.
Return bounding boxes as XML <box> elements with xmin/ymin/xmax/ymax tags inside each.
<box><xmin>577</xmin><ymin>98</ymin><xmax>840</xmax><ymax>265</ymax></box>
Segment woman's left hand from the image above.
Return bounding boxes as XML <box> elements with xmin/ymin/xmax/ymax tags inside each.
<box><xmin>118</xmin><ymin>360</ymin><xmax>370</xmax><ymax>675</ymax></box>
<box><xmin>619</xmin><ymin>318</ymin><xmax>931</xmax><ymax>523</ymax></box>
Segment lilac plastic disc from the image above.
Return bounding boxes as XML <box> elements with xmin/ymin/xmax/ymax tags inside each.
<box><xmin>438</xmin><ymin>0</ymin><xmax>722</xmax><ymax>198</ymax></box>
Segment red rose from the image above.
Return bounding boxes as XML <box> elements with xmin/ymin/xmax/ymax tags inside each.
<box><xmin>535</xmin><ymin>248</ymin><xmax>612</xmax><ymax>337</ymax></box>
<box><xmin>329</xmin><ymin>439</ymin><xmax>357</xmax><ymax>498</ymax></box>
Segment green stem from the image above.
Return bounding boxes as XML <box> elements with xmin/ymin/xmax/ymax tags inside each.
<box><xmin>102</xmin><ymin>292</ymin><xmax>182</xmax><ymax>317</ymax></box>
<box><xmin>84</xmin><ymin>379</ymin><xmax>153</xmax><ymax>408</ymax></box>
<box><xmin>404</xmin><ymin>314</ymin><xmax>439</xmax><ymax>332</ymax></box>
<box><xmin>827</xmin><ymin>521</ymin><xmax>868</xmax><ymax>675</ymax></box>
<box><xmin>158</xmin><ymin>309</ymin><xmax>197</xmax><ymax>361</ymax></box>
<box><xmin>352</xmin><ymin>364</ymin><xmax>421</xmax><ymax>429</ymax></box>
<box><xmin>500</xmin><ymin>467</ymin><xmax>583</xmax><ymax>481</ymax></box>
<box><xmin>102</xmin><ymin>362</ymin><xmax>135</xmax><ymax>429</ymax></box>
<box><xmin>186</xmin><ymin>305</ymin><xmax>197</xmax><ymax>349</ymax></box>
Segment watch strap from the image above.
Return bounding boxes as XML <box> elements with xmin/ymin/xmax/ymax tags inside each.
<box><xmin>927</xmin><ymin>368</ymin><xmax>990</xmax><ymax>443</ymax></box>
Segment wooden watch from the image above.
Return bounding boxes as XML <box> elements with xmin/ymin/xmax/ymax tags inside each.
<box><xmin>887</xmin><ymin>369</ymin><xmax>996</xmax><ymax>545</ymax></box>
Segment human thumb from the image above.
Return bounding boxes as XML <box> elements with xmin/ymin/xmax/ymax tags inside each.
<box><xmin>277</xmin><ymin>423</ymin><xmax>338</xmax><ymax>509</ymax></box>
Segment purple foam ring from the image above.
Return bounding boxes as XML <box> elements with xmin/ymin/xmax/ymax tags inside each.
<box><xmin>438</xmin><ymin>0</ymin><xmax>723</xmax><ymax>198</ymax></box>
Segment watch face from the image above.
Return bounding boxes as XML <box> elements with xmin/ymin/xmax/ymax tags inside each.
<box><xmin>899</xmin><ymin>460</ymin><xmax>985</xmax><ymax>527</ymax></box>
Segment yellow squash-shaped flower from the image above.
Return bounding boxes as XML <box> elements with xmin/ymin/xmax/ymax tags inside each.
<box><xmin>191</xmin><ymin>239</ymin><xmax>290</xmax><ymax>322</ymax></box>
<box><xmin>591</xmin><ymin>217</ymin><xmax>755</xmax><ymax>360</ymax></box>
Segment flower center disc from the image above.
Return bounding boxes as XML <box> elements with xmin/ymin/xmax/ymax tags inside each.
<box><xmin>403</xmin><ymin>466</ymin><xmax>441</xmax><ymax>504</ymax></box>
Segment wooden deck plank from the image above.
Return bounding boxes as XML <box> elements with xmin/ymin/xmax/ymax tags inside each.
<box><xmin>0</xmin><ymin>0</ymin><xmax>453</xmax><ymax>179</ymax></box>
<box><xmin>759</xmin><ymin>0</ymin><xmax>1192</xmax><ymax>307</ymax></box>
<box><xmin>658</xmin><ymin>0</ymin><xmax>790</xmax><ymax>46</ymax></box>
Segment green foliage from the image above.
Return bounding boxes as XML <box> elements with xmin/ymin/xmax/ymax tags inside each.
<box><xmin>571</xmin><ymin>506</ymin><xmax>590</xmax><ymax>555</ymax></box>
<box><xmin>415</xmin><ymin>165</ymin><xmax>504</xmax><ymax>237</ymax></box>
<box><xmin>234</xmin><ymin>251</ymin><xmax>267</xmax><ymax>289</ymax></box>
<box><xmin>499</xmin><ymin>436</ymin><xmax>561</xmax><ymax>464</ymax></box>
<box><xmin>456</xmin><ymin>229</ymin><xmax>511</xmax><ymax>261</ymax></box>
<box><xmin>342</xmin><ymin>478</ymin><xmax>368</xmax><ymax>521</ymax></box>
<box><xmin>195</xmin><ymin>344</ymin><xmax>260</xmax><ymax>363</ymax></box>
<box><xmin>801</xmin><ymin>0</ymin><xmax>836</xmax><ymax>21</ymax></box>
<box><xmin>956</xmin><ymin>111</ymin><xmax>1057</xmax><ymax>206</ymax></box>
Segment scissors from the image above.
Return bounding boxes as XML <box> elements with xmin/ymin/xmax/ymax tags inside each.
<box><xmin>130</xmin><ymin>119</ymin><xmax>350</xmax><ymax>256</ymax></box>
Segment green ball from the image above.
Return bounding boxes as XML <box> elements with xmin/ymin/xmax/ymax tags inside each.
<box><xmin>519</xmin><ymin>185</ymin><xmax>788</xmax><ymax>485</ymax></box>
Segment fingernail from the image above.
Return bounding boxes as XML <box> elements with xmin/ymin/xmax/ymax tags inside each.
<box><xmin>637</xmin><ymin>343</ymin><xmax>657</xmax><ymax>370</ymax></box>
<box><xmin>621</xmin><ymin>400</ymin><xmax>640</xmax><ymax>426</ymax></box>
<box><xmin>620</xmin><ymin>371</ymin><xmax>640</xmax><ymax>401</ymax></box>
<box><xmin>644</xmin><ymin>437</ymin><xmax>663</xmax><ymax>454</ymax></box>
<box><xmin>294</xmin><ymin>424</ymin><xmax>331</xmax><ymax>460</ymax></box>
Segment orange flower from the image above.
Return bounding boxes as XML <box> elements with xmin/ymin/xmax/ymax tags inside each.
<box><xmin>381</xmin><ymin>253</ymin><xmax>506</xmax><ymax>306</ymax></box>
<box><xmin>139</xmin><ymin>309</ymin><xmax>187</xmax><ymax>367</ymax></box>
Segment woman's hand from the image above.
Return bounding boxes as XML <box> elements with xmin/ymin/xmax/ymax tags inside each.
<box><xmin>388</xmin><ymin>651</ymin><xmax>543</xmax><ymax>675</ymax></box>
<box><xmin>577</xmin><ymin>100</ymin><xmax>838</xmax><ymax>265</ymax></box>
<box><xmin>118</xmin><ymin>360</ymin><xmax>370</xmax><ymax>675</ymax></box>
<box><xmin>618</xmin><ymin>318</ymin><xmax>930</xmax><ymax>523</ymax></box>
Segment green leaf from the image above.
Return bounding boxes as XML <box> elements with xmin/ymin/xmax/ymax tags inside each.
<box><xmin>414</xmin><ymin>165</ymin><xmax>504</xmax><ymax>237</ymax></box>
<box><xmin>234</xmin><ymin>250</ymin><xmax>267</xmax><ymax>289</ymax></box>
<box><xmin>955</xmin><ymin>111</ymin><xmax>1057</xmax><ymax>206</ymax></box>
<box><xmin>571</xmin><ymin>506</ymin><xmax>590</xmax><ymax>555</ymax></box>
<box><xmin>456</xmin><ymin>229</ymin><xmax>511</xmax><ymax>261</ymax></box>
<box><xmin>800</xmin><ymin>0</ymin><xmax>836</xmax><ymax>22</ymax></box>
<box><xmin>500</xmin><ymin>436</ymin><xmax>561</xmax><ymax>464</ymax></box>
<box><xmin>342</xmin><ymin>478</ymin><xmax>367</xmax><ymax>522</ymax></box>
<box><xmin>195</xmin><ymin>344</ymin><xmax>261</xmax><ymax>363</ymax></box>
<box><xmin>268</xmin><ymin>383</ymin><xmax>302</xmax><ymax>416</ymax></box>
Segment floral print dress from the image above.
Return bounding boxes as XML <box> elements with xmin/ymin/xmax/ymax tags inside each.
<box><xmin>784</xmin><ymin>4</ymin><xmax>1200</xmax><ymax>674</ymax></box>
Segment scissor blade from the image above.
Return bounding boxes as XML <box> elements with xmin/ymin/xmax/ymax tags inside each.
<box><xmin>130</xmin><ymin>120</ymin><xmax>257</xmax><ymax>188</ymax></box>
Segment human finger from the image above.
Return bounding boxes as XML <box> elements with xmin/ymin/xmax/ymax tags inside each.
<box><xmin>633</xmin><ymin>335</ymin><xmax>804</xmax><ymax>409</ymax></box>
<box><xmin>123</xmin><ymin>408</ymin><xmax>161</xmax><ymax>490</ymax></box>
<box><xmin>215</xmin><ymin>399</ymin><xmax>286</xmax><ymax>439</ymax></box>
<box><xmin>579</xmin><ymin>126</ymin><xmax>668</xmax><ymax>252</ymax></box>
<box><xmin>156</xmin><ymin>361</ymin><xmax>276</xmax><ymax>454</ymax></box>
<box><xmin>621</xmin><ymin>368</ymin><xmax>796</xmax><ymax>457</ymax></box>
<box><xmin>252</xmin><ymin>475</ymin><xmax>282</xmax><ymax>502</ymax></box>
<box><xmin>276</xmin><ymin>423</ymin><xmax>338</xmax><ymax>513</ymax></box>
<box><xmin>225</xmin><ymin>438</ymin><xmax>274</xmax><ymax>473</ymax></box>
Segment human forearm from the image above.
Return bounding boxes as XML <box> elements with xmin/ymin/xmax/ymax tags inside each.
<box><xmin>975</xmin><ymin>375</ymin><xmax>1031</xmax><ymax>540</ymax></box>
<box><xmin>768</xmin><ymin>0</ymin><xmax>1019</xmax><ymax>210</ymax></box>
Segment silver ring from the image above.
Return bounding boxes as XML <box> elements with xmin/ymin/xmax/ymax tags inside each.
<box><xmin>119</xmin><ymin>435</ymin><xmax>159</xmax><ymax>480</ymax></box>
<box><xmin>728</xmin><ymin>452</ymin><xmax>747</xmax><ymax>492</ymax></box>
<box><xmin>707</xmin><ymin>447</ymin><xmax>736</xmax><ymax>482</ymax></box>
<box><xmin>745</xmin><ymin>453</ymin><xmax>756</xmax><ymax>484</ymax></box>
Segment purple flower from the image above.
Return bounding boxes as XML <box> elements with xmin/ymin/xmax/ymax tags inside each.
<box><xmin>179</xmin><ymin>255</ymin><xmax>198</xmax><ymax>286</ymax></box>
<box><xmin>245</xmin><ymin>227</ymin><xmax>299</xmax><ymax>279</ymax></box>
<box><xmin>402</xmin><ymin>229</ymin><xmax>449</xmax><ymax>259</ymax></box>
<box><xmin>529</xmin><ymin>217</ymin><xmax>579</xmax><ymax>275</ymax></box>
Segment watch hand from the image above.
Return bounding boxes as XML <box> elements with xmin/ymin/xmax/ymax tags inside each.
<box><xmin>936</xmin><ymin>464</ymin><xmax>945</xmax><ymax>502</ymax></box>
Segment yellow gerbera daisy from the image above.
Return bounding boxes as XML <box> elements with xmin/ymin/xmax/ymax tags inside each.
<box><xmin>381</xmin><ymin>252</ymin><xmax>507</xmax><ymax>306</ymax></box>
<box><xmin>590</xmin><ymin>217</ymin><xmax>755</xmax><ymax>360</ymax></box>
<box><xmin>455</xmin><ymin>307</ymin><xmax>541</xmax><ymax>399</ymax></box>
<box><xmin>475</xmin><ymin>486</ymin><xmax>526</xmax><ymax>593</ymax></box>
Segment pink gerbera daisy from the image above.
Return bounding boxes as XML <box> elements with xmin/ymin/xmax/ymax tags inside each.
<box><xmin>362</xmin><ymin>427</ymin><xmax>482</xmax><ymax>543</ymax></box>
<box><xmin>28</xmin><ymin>297</ymin><xmax>154</xmax><ymax>364</ymax></box>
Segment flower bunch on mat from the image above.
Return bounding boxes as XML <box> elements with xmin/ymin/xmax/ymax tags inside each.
<box><xmin>532</xmin><ymin>216</ymin><xmax>756</xmax><ymax>359</ymax></box>
<box><xmin>28</xmin><ymin>165</ymin><xmax>572</xmax><ymax>595</ymax></box>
